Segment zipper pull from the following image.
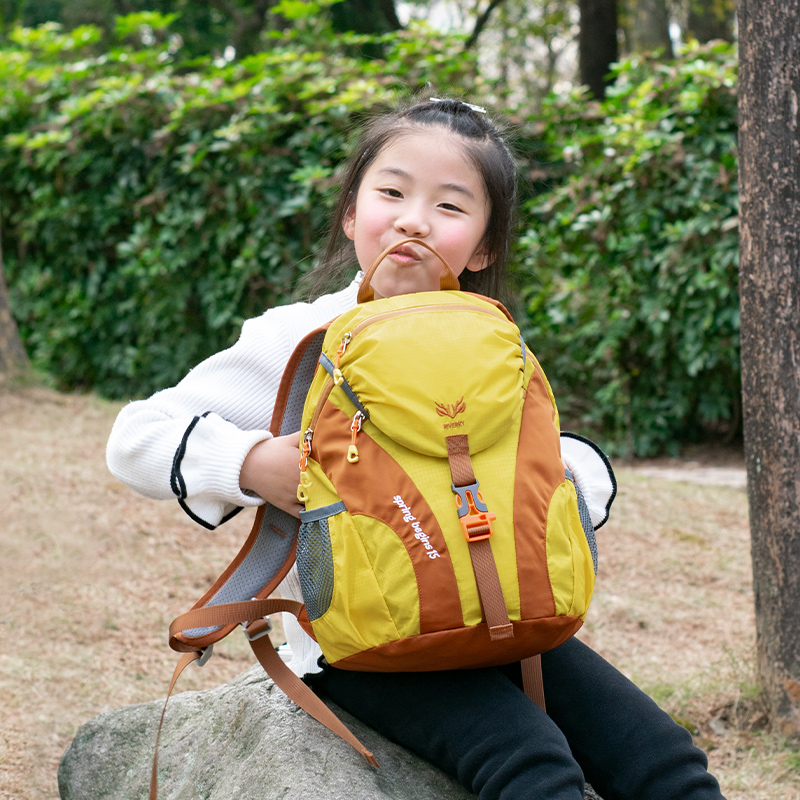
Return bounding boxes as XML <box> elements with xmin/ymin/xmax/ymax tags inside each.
<box><xmin>333</xmin><ymin>332</ymin><xmax>352</xmax><ymax>386</ymax></box>
<box><xmin>347</xmin><ymin>411</ymin><xmax>364</xmax><ymax>464</ymax></box>
<box><xmin>297</xmin><ymin>429</ymin><xmax>313</xmax><ymax>502</ymax></box>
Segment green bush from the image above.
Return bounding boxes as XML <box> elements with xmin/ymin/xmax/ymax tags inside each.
<box><xmin>0</xmin><ymin>14</ymin><xmax>477</xmax><ymax>397</ymax></box>
<box><xmin>516</xmin><ymin>42</ymin><xmax>739</xmax><ymax>456</ymax></box>
<box><xmin>1</xmin><ymin>21</ymin><xmax>740</xmax><ymax>456</ymax></box>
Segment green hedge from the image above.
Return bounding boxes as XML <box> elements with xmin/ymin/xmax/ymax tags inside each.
<box><xmin>0</xmin><ymin>14</ymin><xmax>477</xmax><ymax>397</ymax></box>
<box><xmin>1</xmin><ymin>20</ymin><xmax>740</xmax><ymax>455</ymax></box>
<box><xmin>517</xmin><ymin>43</ymin><xmax>739</xmax><ymax>455</ymax></box>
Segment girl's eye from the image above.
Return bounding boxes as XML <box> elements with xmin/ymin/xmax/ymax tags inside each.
<box><xmin>440</xmin><ymin>202</ymin><xmax>464</xmax><ymax>213</ymax></box>
<box><xmin>380</xmin><ymin>188</ymin><xmax>402</xmax><ymax>198</ymax></box>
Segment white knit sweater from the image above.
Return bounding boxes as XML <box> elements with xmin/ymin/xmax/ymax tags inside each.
<box><xmin>106</xmin><ymin>276</ymin><xmax>362</xmax><ymax>677</ymax></box>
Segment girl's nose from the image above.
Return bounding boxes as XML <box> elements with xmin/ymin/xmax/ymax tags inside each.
<box><xmin>394</xmin><ymin>210</ymin><xmax>430</xmax><ymax>237</ymax></box>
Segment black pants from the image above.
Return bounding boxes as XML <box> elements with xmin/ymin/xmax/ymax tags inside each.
<box><xmin>308</xmin><ymin>637</ymin><xmax>726</xmax><ymax>800</ymax></box>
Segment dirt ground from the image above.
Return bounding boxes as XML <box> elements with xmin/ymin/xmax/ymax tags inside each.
<box><xmin>1</xmin><ymin>381</ymin><xmax>799</xmax><ymax>800</ymax></box>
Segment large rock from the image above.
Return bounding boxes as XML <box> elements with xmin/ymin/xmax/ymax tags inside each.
<box><xmin>58</xmin><ymin>665</ymin><xmax>602</xmax><ymax>799</ymax></box>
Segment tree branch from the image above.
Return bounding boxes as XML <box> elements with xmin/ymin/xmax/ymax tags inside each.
<box><xmin>464</xmin><ymin>0</ymin><xmax>508</xmax><ymax>51</ymax></box>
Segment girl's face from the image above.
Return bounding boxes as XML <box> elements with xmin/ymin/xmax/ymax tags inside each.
<box><xmin>342</xmin><ymin>129</ymin><xmax>491</xmax><ymax>300</ymax></box>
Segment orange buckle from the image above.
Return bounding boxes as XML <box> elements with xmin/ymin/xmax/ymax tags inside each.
<box><xmin>459</xmin><ymin>511</ymin><xmax>497</xmax><ymax>542</ymax></box>
<box><xmin>452</xmin><ymin>481</ymin><xmax>496</xmax><ymax>542</ymax></box>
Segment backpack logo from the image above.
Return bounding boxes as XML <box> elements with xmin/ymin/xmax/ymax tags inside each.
<box><xmin>435</xmin><ymin>397</ymin><xmax>466</xmax><ymax>419</ymax></box>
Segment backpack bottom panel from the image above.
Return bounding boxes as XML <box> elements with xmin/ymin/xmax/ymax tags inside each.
<box><xmin>325</xmin><ymin>615</ymin><xmax>584</xmax><ymax>673</ymax></box>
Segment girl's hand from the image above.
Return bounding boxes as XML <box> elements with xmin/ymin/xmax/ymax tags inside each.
<box><xmin>240</xmin><ymin>432</ymin><xmax>303</xmax><ymax>518</ymax></box>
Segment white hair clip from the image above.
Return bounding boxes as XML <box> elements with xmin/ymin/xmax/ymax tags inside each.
<box><xmin>430</xmin><ymin>97</ymin><xmax>487</xmax><ymax>115</ymax></box>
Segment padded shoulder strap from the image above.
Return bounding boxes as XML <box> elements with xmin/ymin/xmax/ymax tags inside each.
<box><xmin>170</xmin><ymin>325</ymin><xmax>329</xmax><ymax>652</ymax></box>
<box><xmin>272</xmin><ymin>325</ymin><xmax>330</xmax><ymax>436</ymax></box>
<box><xmin>153</xmin><ymin>599</ymin><xmax>378</xmax><ymax>800</ymax></box>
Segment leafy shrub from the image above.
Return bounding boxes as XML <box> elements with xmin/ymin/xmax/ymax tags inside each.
<box><xmin>0</xmin><ymin>14</ymin><xmax>477</xmax><ymax>397</ymax></box>
<box><xmin>516</xmin><ymin>42</ymin><xmax>739</xmax><ymax>456</ymax></box>
<box><xmin>1</xmin><ymin>22</ymin><xmax>741</xmax><ymax>457</ymax></box>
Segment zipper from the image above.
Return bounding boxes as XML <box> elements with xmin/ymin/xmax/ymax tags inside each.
<box><xmin>347</xmin><ymin>410</ymin><xmax>366</xmax><ymax>463</ymax></box>
<box><xmin>297</xmin><ymin>377</ymin><xmax>334</xmax><ymax>501</ymax></box>
<box><xmin>309</xmin><ymin>376</ymin><xmax>335</xmax><ymax>431</ymax></box>
<box><xmin>332</xmin><ymin>332</ymin><xmax>351</xmax><ymax>386</ymax></box>
<box><xmin>297</xmin><ymin>428</ymin><xmax>314</xmax><ymax>503</ymax></box>
<box><xmin>347</xmin><ymin>303</ymin><xmax>505</xmax><ymax>341</ymax></box>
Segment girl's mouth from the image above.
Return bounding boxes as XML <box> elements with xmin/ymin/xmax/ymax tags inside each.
<box><xmin>389</xmin><ymin>245</ymin><xmax>422</xmax><ymax>263</ymax></box>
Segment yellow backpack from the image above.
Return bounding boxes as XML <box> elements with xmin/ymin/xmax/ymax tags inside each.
<box><xmin>163</xmin><ymin>239</ymin><xmax>615</xmax><ymax>779</ymax></box>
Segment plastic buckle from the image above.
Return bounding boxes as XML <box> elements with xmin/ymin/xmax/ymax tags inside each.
<box><xmin>242</xmin><ymin>617</ymin><xmax>272</xmax><ymax>642</ymax></box>
<box><xmin>196</xmin><ymin>644</ymin><xmax>214</xmax><ymax>667</ymax></box>
<box><xmin>452</xmin><ymin>481</ymin><xmax>497</xmax><ymax>542</ymax></box>
<box><xmin>451</xmin><ymin>480</ymin><xmax>489</xmax><ymax>517</ymax></box>
<box><xmin>459</xmin><ymin>511</ymin><xmax>496</xmax><ymax>542</ymax></box>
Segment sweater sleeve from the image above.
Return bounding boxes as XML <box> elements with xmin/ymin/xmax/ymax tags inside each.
<box><xmin>106</xmin><ymin>278</ymin><xmax>360</xmax><ymax>529</ymax></box>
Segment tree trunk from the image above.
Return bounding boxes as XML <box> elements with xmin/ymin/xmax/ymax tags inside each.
<box><xmin>625</xmin><ymin>0</ymin><xmax>674</xmax><ymax>56</ymax></box>
<box><xmin>0</xmin><ymin>224</ymin><xmax>29</xmax><ymax>375</ymax></box>
<box><xmin>686</xmin><ymin>0</ymin><xmax>735</xmax><ymax>43</ymax></box>
<box><xmin>578</xmin><ymin>0</ymin><xmax>619</xmax><ymax>99</ymax></box>
<box><xmin>738</xmin><ymin>0</ymin><xmax>800</xmax><ymax>736</ymax></box>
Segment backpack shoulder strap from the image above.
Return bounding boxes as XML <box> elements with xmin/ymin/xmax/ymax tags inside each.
<box><xmin>170</xmin><ymin>324</ymin><xmax>329</xmax><ymax>652</ymax></box>
<box><xmin>153</xmin><ymin>598</ymin><xmax>378</xmax><ymax>800</ymax></box>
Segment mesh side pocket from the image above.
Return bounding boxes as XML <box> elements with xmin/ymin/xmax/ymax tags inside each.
<box><xmin>574</xmin><ymin>482</ymin><xmax>598</xmax><ymax>574</ymax></box>
<box><xmin>297</xmin><ymin>516</ymin><xmax>335</xmax><ymax>621</ymax></box>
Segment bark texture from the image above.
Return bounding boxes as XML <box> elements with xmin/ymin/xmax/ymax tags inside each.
<box><xmin>738</xmin><ymin>0</ymin><xmax>800</xmax><ymax>736</ymax></box>
<box><xmin>0</xmin><ymin>230</ymin><xmax>29</xmax><ymax>375</ymax></box>
<box><xmin>579</xmin><ymin>0</ymin><xmax>619</xmax><ymax>99</ymax></box>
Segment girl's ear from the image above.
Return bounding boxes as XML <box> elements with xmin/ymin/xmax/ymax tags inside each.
<box><xmin>465</xmin><ymin>244</ymin><xmax>490</xmax><ymax>273</ymax></box>
<box><xmin>342</xmin><ymin>205</ymin><xmax>356</xmax><ymax>240</ymax></box>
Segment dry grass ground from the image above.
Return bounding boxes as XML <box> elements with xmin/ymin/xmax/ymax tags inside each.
<box><xmin>1</xmin><ymin>380</ymin><xmax>798</xmax><ymax>800</ymax></box>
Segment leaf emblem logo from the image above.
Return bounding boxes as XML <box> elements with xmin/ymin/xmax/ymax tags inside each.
<box><xmin>435</xmin><ymin>397</ymin><xmax>466</xmax><ymax>419</ymax></box>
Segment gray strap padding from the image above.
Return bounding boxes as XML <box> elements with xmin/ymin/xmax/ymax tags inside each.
<box><xmin>183</xmin><ymin>330</ymin><xmax>328</xmax><ymax>639</ymax></box>
<box><xmin>181</xmin><ymin>506</ymin><xmax>300</xmax><ymax>638</ymax></box>
<box><xmin>281</xmin><ymin>329</ymin><xmax>328</xmax><ymax>434</ymax></box>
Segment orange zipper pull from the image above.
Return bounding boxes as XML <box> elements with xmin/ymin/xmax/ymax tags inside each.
<box><xmin>333</xmin><ymin>332</ymin><xmax>352</xmax><ymax>386</ymax></box>
<box><xmin>347</xmin><ymin>411</ymin><xmax>364</xmax><ymax>463</ymax></box>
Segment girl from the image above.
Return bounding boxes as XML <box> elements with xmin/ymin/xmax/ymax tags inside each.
<box><xmin>107</xmin><ymin>97</ymin><xmax>726</xmax><ymax>800</ymax></box>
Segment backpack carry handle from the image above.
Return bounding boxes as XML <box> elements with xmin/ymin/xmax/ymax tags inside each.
<box><xmin>357</xmin><ymin>237</ymin><xmax>460</xmax><ymax>303</ymax></box>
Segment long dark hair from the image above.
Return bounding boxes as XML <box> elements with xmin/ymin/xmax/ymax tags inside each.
<box><xmin>300</xmin><ymin>96</ymin><xmax>519</xmax><ymax>303</ymax></box>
